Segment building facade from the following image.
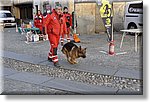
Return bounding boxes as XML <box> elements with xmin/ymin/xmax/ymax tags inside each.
<box><xmin>1</xmin><ymin>0</ymin><xmax>140</xmax><ymax>33</ymax></box>
<box><xmin>32</xmin><ymin>0</ymin><xmax>106</xmax><ymax>34</ymax></box>
<box><xmin>0</xmin><ymin>0</ymin><xmax>13</xmax><ymax>11</ymax></box>
<box><xmin>13</xmin><ymin>0</ymin><xmax>33</xmax><ymax>20</ymax></box>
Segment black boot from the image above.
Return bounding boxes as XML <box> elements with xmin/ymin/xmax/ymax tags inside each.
<box><xmin>54</xmin><ymin>62</ymin><xmax>61</xmax><ymax>68</ymax></box>
<box><xmin>48</xmin><ymin>57</ymin><xmax>53</xmax><ymax>62</ymax></box>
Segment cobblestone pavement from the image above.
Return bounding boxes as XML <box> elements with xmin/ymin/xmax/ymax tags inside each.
<box><xmin>2</xmin><ymin>78</ymin><xmax>76</xmax><ymax>95</ymax></box>
<box><xmin>1</xmin><ymin>27</ymin><xmax>143</xmax><ymax>95</ymax></box>
<box><xmin>1</xmin><ymin>65</ymin><xmax>142</xmax><ymax>95</ymax></box>
<box><xmin>2</xmin><ymin>28</ymin><xmax>142</xmax><ymax>72</ymax></box>
<box><xmin>2</xmin><ymin>57</ymin><xmax>142</xmax><ymax>93</ymax></box>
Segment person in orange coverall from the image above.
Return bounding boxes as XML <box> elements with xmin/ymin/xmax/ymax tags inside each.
<box><xmin>42</xmin><ymin>10</ymin><xmax>52</xmax><ymax>39</ymax></box>
<box><xmin>34</xmin><ymin>10</ymin><xmax>43</xmax><ymax>33</ymax></box>
<box><xmin>44</xmin><ymin>4</ymin><xmax>67</xmax><ymax>68</ymax></box>
<box><xmin>60</xmin><ymin>6</ymin><xmax>72</xmax><ymax>46</ymax></box>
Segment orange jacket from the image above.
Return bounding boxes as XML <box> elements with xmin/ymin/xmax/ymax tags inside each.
<box><xmin>44</xmin><ymin>9</ymin><xmax>67</xmax><ymax>35</ymax></box>
<box><xmin>34</xmin><ymin>14</ymin><xmax>43</xmax><ymax>26</ymax></box>
<box><xmin>60</xmin><ymin>14</ymin><xmax>68</xmax><ymax>35</ymax></box>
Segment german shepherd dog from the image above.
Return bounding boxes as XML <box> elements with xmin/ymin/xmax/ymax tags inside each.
<box><xmin>61</xmin><ymin>42</ymin><xmax>86</xmax><ymax>64</ymax></box>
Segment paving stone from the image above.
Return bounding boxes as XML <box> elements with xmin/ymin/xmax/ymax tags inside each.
<box><xmin>2</xmin><ymin>51</ymin><xmax>45</xmax><ymax>64</ymax></box>
<box><xmin>5</xmin><ymin>71</ymin><xmax>54</xmax><ymax>85</ymax></box>
<box><xmin>3</xmin><ymin>67</ymin><xmax>19</xmax><ymax>76</ymax></box>
<box><xmin>38</xmin><ymin>58</ymin><xmax>118</xmax><ymax>76</ymax></box>
<box><xmin>2</xmin><ymin>28</ymin><xmax>142</xmax><ymax>79</ymax></box>
<box><xmin>1</xmin><ymin>28</ymin><xmax>142</xmax><ymax>94</ymax></box>
<box><xmin>2</xmin><ymin>38</ymin><xmax>142</xmax><ymax>78</ymax></box>
<box><xmin>0</xmin><ymin>77</ymin><xmax>4</xmax><ymax>94</ymax></box>
<box><xmin>116</xmin><ymin>89</ymin><xmax>143</xmax><ymax>95</ymax></box>
<box><xmin>114</xmin><ymin>68</ymin><xmax>142</xmax><ymax>79</ymax></box>
<box><xmin>2</xmin><ymin>78</ymin><xmax>75</xmax><ymax>95</ymax></box>
<box><xmin>0</xmin><ymin>66</ymin><xmax>3</xmax><ymax>77</ymax></box>
<box><xmin>41</xmin><ymin>78</ymin><xmax>118</xmax><ymax>94</ymax></box>
<box><xmin>3</xmin><ymin>58</ymin><xmax>142</xmax><ymax>92</ymax></box>
<box><xmin>38</xmin><ymin>60</ymin><xmax>54</xmax><ymax>68</ymax></box>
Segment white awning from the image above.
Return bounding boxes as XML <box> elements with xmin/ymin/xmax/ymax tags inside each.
<box><xmin>0</xmin><ymin>0</ymin><xmax>13</xmax><ymax>6</ymax></box>
<box><xmin>13</xmin><ymin>0</ymin><xmax>33</xmax><ymax>5</ymax></box>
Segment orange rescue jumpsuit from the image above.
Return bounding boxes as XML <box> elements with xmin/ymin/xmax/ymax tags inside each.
<box><xmin>61</xmin><ymin>12</ymin><xmax>72</xmax><ymax>43</ymax></box>
<box><xmin>44</xmin><ymin>9</ymin><xmax>67</xmax><ymax>63</ymax></box>
<box><xmin>34</xmin><ymin>13</ymin><xmax>43</xmax><ymax>32</ymax></box>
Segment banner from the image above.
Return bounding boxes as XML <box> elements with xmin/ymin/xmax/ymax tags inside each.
<box><xmin>100</xmin><ymin>0</ymin><xmax>113</xmax><ymax>41</ymax></box>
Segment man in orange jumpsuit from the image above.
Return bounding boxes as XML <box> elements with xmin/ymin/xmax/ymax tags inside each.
<box><xmin>60</xmin><ymin>6</ymin><xmax>72</xmax><ymax>46</ymax></box>
<box><xmin>44</xmin><ymin>4</ymin><xmax>67</xmax><ymax>68</ymax></box>
<box><xmin>42</xmin><ymin>10</ymin><xmax>51</xmax><ymax>38</ymax></box>
<box><xmin>34</xmin><ymin>10</ymin><xmax>43</xmax><ymax>33</ymax></box>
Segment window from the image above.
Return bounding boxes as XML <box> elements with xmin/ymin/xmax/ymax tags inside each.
<box><xmin>5</xmin><ymin>13</ymin><xmax>13</xmax><ymax>17</ymax></box>
<box><xmin>128</xmin><ymin>3</ymin><xmax>143</xmax><ymax>14</ymax></box>
<box><xmin>0</xmin><ymin>13</ymin><xmax>5</xmax><ymax>18</ymax></box>
<box><xmin>0</xmin><ymin>13</ymin><xmax>12</xmax><ymax>18</ymax></box>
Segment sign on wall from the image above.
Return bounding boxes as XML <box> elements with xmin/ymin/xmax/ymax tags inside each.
<box><xmin>100</xmin><ymin>0</ymin><xmax>113</xmax><ymax>41</ymax></box>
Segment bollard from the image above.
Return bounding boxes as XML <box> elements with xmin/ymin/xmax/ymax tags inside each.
<box><xmin>109</xmin><ymin>41</ymin><xmax>115</xmax><ymax>55</ymax></box>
